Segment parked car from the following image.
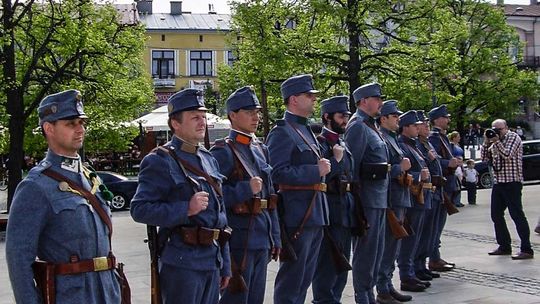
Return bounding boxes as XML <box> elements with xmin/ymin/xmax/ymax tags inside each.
<box><xmin>97</xmin><ymin>171</ymin><xmax>138</xmax><ymax>211</ymax></box>
<box><xmin>474</xmin><ymin>139</ymin><xmax>540</xmax><ymax>188</ymax></box>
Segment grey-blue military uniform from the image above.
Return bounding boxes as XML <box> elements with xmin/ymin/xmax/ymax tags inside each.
<box><xmin>397</xmin><ymin>111</ymin><xmax>431</xmax><ymax>281</ymax></box>
<box><xmin>414</xmin><ymin>110</ymin><xmax>443</xmax><ymax>275</ymax></box>
<box><xmin>130</xmin><ymin>89</ymin><xmax>231</xmax><ymax>304</ymax></box>
<box><xmin>427</xmin><ymin>105</ymin><xmax>455</xmax><ymax>264</ymax></box>
<box><xmin>344</xmin><ymin>83</ymin><xmax>389</xmax><ymax>304</ymax></box>
<box><xmin>312</xmin><ymin>96</ymin><xmax>355</xmax><ymax>304</ymax></box>
<box><xmin>6</xmin><ymin>90</ymin><xmax>121</xmax><ymax>303</ymax></box>
<box><xmin>375</xmin><ymin>100</ymin><xmax>411</xmax><ymax>296</ymax></box>
<box><xmin>267</xmin><ymin>74</ymin><xmax>329</xmax><ymax>304</ymax></box>
<box><xmin>210</xmin><ymin>86</ymin><xmax>281</xmax><ymax>304</ymax></box>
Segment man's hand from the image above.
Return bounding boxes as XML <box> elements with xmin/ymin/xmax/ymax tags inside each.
<box><xmin>271</xmin><ymin>247</ymin><xmax>281</xmax><ymax>261</ymax></box>
<box><xmin>220</xmin><ymin>276</ymin><xmax>231</xmax><ymax>290</ymax></box>
<box><xmin>332</xmin><ymin>144</ymin><xmax>345</xmax><ymax>163</ymax></box>
<box><xmin>421</xmin><ymin>168</ymin><xmax>430</xmax><ymax>181</ymax></box>
<box><xmin>400</xmin><ymin>157</ymin><xmax>411</xmax><ymax>171</ymax></box>
<box><xmin>448</xmin><ymin>157</ymin><xmax>459</xmax><ymax>168</ymax></box>
<box><xmin>250</xmin><ymin>176</ymin><xmax>263</xmax><ymax>194</ymax></box>
<box><xmin>188</xmin><ymin>191</ymin><xmax>209</xmax><ymax>216</ymax></box>
<box><xmin>428</xmin><ymin>150</ymin><xmax>437</xmax><ymax>161</ymax></box>
<box><xmin>318</xmin><ymin>158</ymin><xmax>331</xmax><ymax>176</ymax></box>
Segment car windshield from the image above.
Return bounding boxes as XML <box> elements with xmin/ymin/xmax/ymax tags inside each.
<box><xmin>97</xmin><ymin>172</ymin><xmax>128</xmax><ymax>183</ymax></box>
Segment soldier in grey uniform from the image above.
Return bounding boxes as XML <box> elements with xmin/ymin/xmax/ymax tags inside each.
<box><xmin>267</xmin><ymin>74</ymin><xmax>331</xmax><ymax>304</ymax></box>
<box><xmin>131</xmin><ymin>89</ymin><xmax>231</xmax><ymax>304</ymax></box>
<box><xmin>312</xmin><ymin>95</ymin><xmax>355</xmax><ymax>304</ymax></box>
<box><xmin>211</xmin><ymin>86</ymin><xmax>281</xmax><ymax>304</ymax></box>
<box><xmin>345</xmin><ymin>83</ymin><xmax>389</xmax><ymax>304</ymax></box>
<box><xmin>6</xmin><ymin>90</ymin><xmax>122</xmax><ymax>303</ymax></box>
<box><xmin>375</xmin><ymin>100</ymin><xmax>413</xmax><ymax>304</ymax></box>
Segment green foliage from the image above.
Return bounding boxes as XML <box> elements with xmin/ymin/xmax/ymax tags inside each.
<box><xmin>221</xmin><ymin>0</ymin><xmax>538</xmax><ymax>133</ymax></box>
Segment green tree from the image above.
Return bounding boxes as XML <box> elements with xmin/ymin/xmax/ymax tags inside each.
<box><xmin>0</xmin><ymin>0</ymin><xmax>153</xmax><ymax>209</ymax></box>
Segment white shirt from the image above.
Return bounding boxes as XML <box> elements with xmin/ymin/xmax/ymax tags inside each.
<box><xmin>463</xmin><ymin>167</ymin><xmax>478</xmax><ymax>183</ymax></box>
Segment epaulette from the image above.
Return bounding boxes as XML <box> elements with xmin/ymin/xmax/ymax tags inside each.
<box><xmin>34</xmin><ymin>160</ymin><xmax>52</xmax><ymax>173</ymax></box>
<box><xmin>153</xmin><ymin>145</ymin><xmax>171</xmax><ymax>156</ymax></box>
<box><xmin>213</xmin><ymin>138</ymin><xmax>227</xmax><ymax>148</ymax></box>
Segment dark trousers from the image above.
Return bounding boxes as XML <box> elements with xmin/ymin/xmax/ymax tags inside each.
<box><xmin>429</xmin><ymin>195</ymin><xmax>447</xmax><ymax>262</ymax></box>
<box><xmin>465</xmin><ymin>181</ymin><xmax>477</xmax><ymax>204</ymax></box>
<box><xmin>312</xmin><ymin>226</ymin><xmax>352</xmax><ymax>304</ymax></box>
<box><xmin>160</xmin><ymin>264</ymin><xmax>219</xmax><ymax>304</ymax></box>
<box><xmin>398</xmin><ymin>208</ymin><xmax>425</xmax><ymax>279</ymax></box>
<box><xmin>274</xmin><ymin>227</ymin><xmax>323</xmax><ymax>304</ymax></box>
<box><xmin>491</xmin><ymin>182</ymin><xmax>532</xmax><ymax>253</ymax></box>
<box><xmin>220</xmin><ymin>249</ymin><xmax>269</xmax><ymax>304</ymax></box>
<box><xmin>376</xmin><ymin>207</ymin><xmax>406</xmax><ymax>294</ymax></box>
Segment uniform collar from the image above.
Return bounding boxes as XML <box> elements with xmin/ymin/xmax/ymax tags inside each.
<box><xmin>172</xmin><ymin>135</ymin><xmax>199</xmax><ymax>154</ymax></box>
<box><xmin>45</xmin><ymin>150</ymin><xmax>82</xmax><ymax>173</ymax></box>
<box><xmin>230</xmin><ymin>129</ymin><xmax>253</xmax><ymax>145</ymax></box>
<box><xmin>284</xmin><ymin>111</ymin><xmax>309</xmax><ymax>126</ymax></box>
<box><xmin>357</xmin><ymin>109</ymin><xmax>376</xmax><ymax>124</ymax></box>
<box><xmin>401</xmin><ymin>135</ymin><xmax>416</xmax><ymax>145</ymax></box>
<box><xmin>321</xmin><ymin>127</ymin><xmax>340</xmax><ymax>143</ymax></box>
<box><xmin>380</xmin><ymin>127</ymin><xmax>397</xmax><ymax>138</ymax></box>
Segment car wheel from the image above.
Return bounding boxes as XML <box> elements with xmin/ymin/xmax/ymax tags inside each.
<box><xmin>110</xmin><ymin>193</ymin><xmax>128</xmax><ymax>211</ymax></box>
<box><xmin>479</xmin><ymin>171</ymin><xmax>493</xmax><ymax>189</ymax></box>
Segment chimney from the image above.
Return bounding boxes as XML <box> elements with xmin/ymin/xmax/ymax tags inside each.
<box><xmin>136</xmin><ymin>0</ymin><xmax>152</xmax><ymax>14</ymax></box>
<box><xmin>171</xmin><ymin>1</ymin><xmax>182</xmax><ymax>15</ymax></box>
<box><xmin>209</xmin><ymin>3</ymin><xmax>216</xmax><ymax>14</ymax></box>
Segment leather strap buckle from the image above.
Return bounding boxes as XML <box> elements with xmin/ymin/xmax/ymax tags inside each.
<box><xmin>319</xmin><ymin>183</ymin><xmax>327</xmax><ymax>192</ymax></box>
<box><xmin>260</xmin><ymin>199</ymin><xmax>268</xmax><ymax>209</ymax></box>
<box><xmin>213</xmin><ymin>229</ymin><xmax>220</xmax><ymax>241</ymax></box>
<box><xmin>93</xmin><ymin>257</ymin><xmax>109</xmax><ymax>272</ymax></box>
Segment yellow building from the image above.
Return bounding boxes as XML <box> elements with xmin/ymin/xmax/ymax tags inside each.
<box><xmin>137</xmin><ymin>1</ymin><xmax>232</xmax><ymax>106</ymax></box>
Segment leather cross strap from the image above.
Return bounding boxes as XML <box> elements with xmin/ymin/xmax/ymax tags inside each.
<box><xmin>42</xmin><ymin>169</ymin><xmax>113</xmax><ymax>248</ymax></box>
<box><xmin>286</xmin><ymin>120</ymin><xmax>322</xmax><ymax>160</ymax></box>
<box><xmin>226</xmin><ymin>138</ymin><xmax>258</xmax><ymax>179</ymax></box>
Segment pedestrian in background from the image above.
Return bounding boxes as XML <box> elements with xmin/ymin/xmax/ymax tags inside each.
<box><xmin>463</xmin><ymin>159</ymin><xmax>478</xmax><ymax>205</ymax></box>
<box><xmin>482</xmin><ymin>119</ymin><xmax>533</xmax><ymax>260</ymax></box>
<box><xmin>448</xmin><ymin>131</ymin><xmax>464</xmax><ymax>207</ymax></box>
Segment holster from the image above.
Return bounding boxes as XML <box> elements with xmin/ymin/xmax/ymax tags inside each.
<box><xmin>397</xmin><ymin>173</ymin><xmax>413</xmax><ymax>187</ymax></box>
<box><xmin>232</xmin><ymin>195</ymin><xmax>278</xmax><ymax>215</ymax></box>
<box><xmin>32</xmin><ymin>260</ymin><xmax>55</xmax><ymax>304</ymax></box>
<box><xmin>360</xmin><ymin>163</ymin><xmax>390</xmax><ymax>180</ymax></box>
<box><xmin>410</xmin><ymin>182</ymin><xmax>425</xmax><ymax>205</ymax></box>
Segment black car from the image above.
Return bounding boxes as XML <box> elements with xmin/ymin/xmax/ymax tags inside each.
<box><xmin>97</xmin><ymin>171</ymin><xmax>138</xmax><ymax>211</ymax></box>
<box><xmin>474</xmin><ymin>139</ymin><xmax>540</xmax><ymax>188</ymax></box>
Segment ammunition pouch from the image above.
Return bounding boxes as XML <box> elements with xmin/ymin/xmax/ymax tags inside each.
<box><xmin>177</xmin><ymin>226</ymin><xmax>232</xmax><ymax>247</ymax></box>
<box><xmin>360</xmin><ymin>163</ymin><xmax>390</xmax><ymax>180</ymax></box>
<box><xmin>232</xmin><ymin>194</ymin><xmax>278</xmax><ymax>215</ymax></box>
<box><xmin>326</xmin><ymin>179</ymin><xmax>352</xmax><ymax>194</ymax></box>
<box><xmin>431</xmin><ymin>175</ymin><xmax>447</xmax><ymax>187</ymax></box>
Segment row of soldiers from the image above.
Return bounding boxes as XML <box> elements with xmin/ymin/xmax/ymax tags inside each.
<box><xmin>5</xmin><ymin>74</ymin><xmax>460</xmax><ymax>304</ymax></box>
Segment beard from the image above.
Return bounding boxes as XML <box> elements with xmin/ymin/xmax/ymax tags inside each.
<box><xmin>330</xmin><ymin>119</ymin><xmax>346</xmax><ymax>134</ymax></box>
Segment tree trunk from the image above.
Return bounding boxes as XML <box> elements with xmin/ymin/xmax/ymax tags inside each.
<box><xmin>346</xmin><ymin>0</ymin><xmax>361</xmax><ymax>112</ymax></box>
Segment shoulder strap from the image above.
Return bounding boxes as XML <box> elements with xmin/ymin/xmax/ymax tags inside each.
<box><xmin>42</xmin><ymin>169</ymin><xmax>113</xmax><ymax>249</ymax></box>
<box><xmin>285</xmin><ymin>121</ymin><xmax>322</xmax><ymax>160</ymax></box>
<box><xmin>225</xmin><ymin>139</ymin><xmax>257</xmax><ymax>179</ymax></box>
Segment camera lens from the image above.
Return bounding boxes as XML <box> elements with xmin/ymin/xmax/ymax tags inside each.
<box><xmin>485</xmin><ymin>129</ymin><xmax>496</xmax><ymax>138</ymax></box>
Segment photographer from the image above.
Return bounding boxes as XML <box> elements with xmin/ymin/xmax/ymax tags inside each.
<box><xmin>481</xmin><ymin>119</ymin><xmax>533</xmax><ymax>260</ymax></box>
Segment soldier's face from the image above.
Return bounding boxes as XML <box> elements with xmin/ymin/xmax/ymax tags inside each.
<box><xmin>230</xmin><ymin>108</ymin><xmax>260</xmax><ymax>134</ymax></box>
<box><xmin>362</xmin><ymin>96</ymin><xmax>383</xmax><ymax>117</ymax></box>
<box><xmin>292</xmin><ymin>92</ymin><xmax>317</xmax><ymax>117</ymax></box>
<box><xmin>381</xmin><ymin>114</ymin><xmax>400</xmax><ymax>131</ymax></box>
<box><xmin>44</xmin><ymin>118</ymin><xmax>86</xmax><ymax>157</ymax></box>
<box><xmin>173</xmin><ymin>110</ymin><xmax>207</xmax><ymax>144</ymax></box>
<box><xmin>418</xmin><ymin>122</ymin><xmax>430</xmax><ymax>137</ymax></box>
<box><xmin>328</xmin><ymin>112</ymin><xmax>349</xmax><ymax>134</ymax></box>
<box><xmin>434</xmin><ymin>116</ymin><xmax>450</xmax><ymax>130</ymax></box>
<box><xmin>402</xmin><ymin>124</ymin><xmax>419</xmax><ymax>138</ymax></box>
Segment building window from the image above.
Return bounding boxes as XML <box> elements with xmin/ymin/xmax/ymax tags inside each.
<box><xmin>190</xmin><ymin>51</ymin><xmax>213</xmax><ymax>76</ymax></box>
<box><xmin>152</xmin><ymin>50</ymin><xmax>175</xmax><ymax>79</ymax></box>
<box><xmin>227</xmin><ymin>51</ymin><xmax>236</xmax><ymax>67</ymax></box>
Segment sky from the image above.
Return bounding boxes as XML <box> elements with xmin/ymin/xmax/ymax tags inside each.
<box><xmin>117</xmin><ymin>0</ymin><xmax>532</xmax><ymax>14</ymax></box>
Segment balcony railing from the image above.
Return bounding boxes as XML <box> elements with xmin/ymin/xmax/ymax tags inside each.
<box><xmin>517</xmin><ymin>56</ymin><xmax>540</xmax><ymax>68</ymax></box>
<box><xmin>153</xmin><ymin>77</ymin><xmax>176</xmax><ymax>87</ymax></box>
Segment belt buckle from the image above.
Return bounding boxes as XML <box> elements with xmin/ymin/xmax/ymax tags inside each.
<box><xmin>213</xmin><ymin>229</ymin><xmax>220</xmax><ymax>240</ymax></box>
<box><xmin>387</xmin><ymin>164</ymin><xmax>391</xmax><ymax>172</ymax></box>
<box><xmin>345</xmin><ymin>183</ymin><xmax>351</xmax><ymax>192</ymax></box>
<box><xmin>319</xmin><ymin>183</ymin><xmax>327</xmax><ymax>192</ymax></box>
<box><xmin>260</xmin><ymin>199</ymin><xmax>268</xmax><ymax>209</ymax></box>
<box><xmin>93</xmin><ymin>257</ymin><xmax>109</xmax><ymax>272</ymax></box>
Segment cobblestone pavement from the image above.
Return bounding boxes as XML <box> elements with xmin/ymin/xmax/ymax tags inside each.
<box><xmin>1</xmin><ymin>185</ymin><xmax>539</xmax><ymax>304</ymax></box>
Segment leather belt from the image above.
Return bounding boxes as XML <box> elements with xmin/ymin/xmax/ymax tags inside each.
<box><xmin>422</xmin><ymin>182</ymin><xmax>433</xmax><ymax>189</ymax></box>
<box><xmin>232</xmin><ymin>195</ymin><xmax>278</xmax><ymax>215</ymax></box>
<box><xmin>177</xmin><ymin>226</ymin><xmax>231</xmax><ymax>247</ymax></box>
<box><xmin>55</xmin><ymin>256</ymin><xmax>116</xmax><ymax>275</ymax></box>
<box><xmin>278</xmin><ymin>183</ymin><xmax>327</xmax><ymax>192</ymax></box>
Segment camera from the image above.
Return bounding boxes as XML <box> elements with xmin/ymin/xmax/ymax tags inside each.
<box><xmin>485</xmin><ymin>128</ymin><xmax>499</xmax><ymax>139</ymax></box>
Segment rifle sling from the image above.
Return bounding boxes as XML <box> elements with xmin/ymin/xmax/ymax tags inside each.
<box><xmin>42</xmin><ymin>169</ymin><xmax>113</xmax><ymax>249</ymax></box>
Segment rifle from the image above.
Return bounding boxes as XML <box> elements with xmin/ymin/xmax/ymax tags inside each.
<box><xmin>324</xmin><ymin>227</ymin><xmax>352</xmax><ymax>273</ymax></box>
<box><xmin>442</xmin><ymin>192</ymin><xmax>459</xmax><ymax>215</ymax></box>
<box><xmin>409</xmin><ymin>181</ymin><xmax>425</xmax><ymax>205</ymax></box>
<box><xmin>145</xmin><ymin>225</ymin><xmax>162</xmax><ymax>304</ymax></box>
<box><xmin>228</xmin><ymin>258</ymin><xmax>248</xmax><ymax>294</ymax></box>
<box><xmin>386</xmin><ymin>209</ymin><xmax>409</xmax><ymax>239</ymax></box>
<box><xmin>351</xmin><ymin>182</ymin><xmax>369</xmax><ymax>237</ymax></box>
